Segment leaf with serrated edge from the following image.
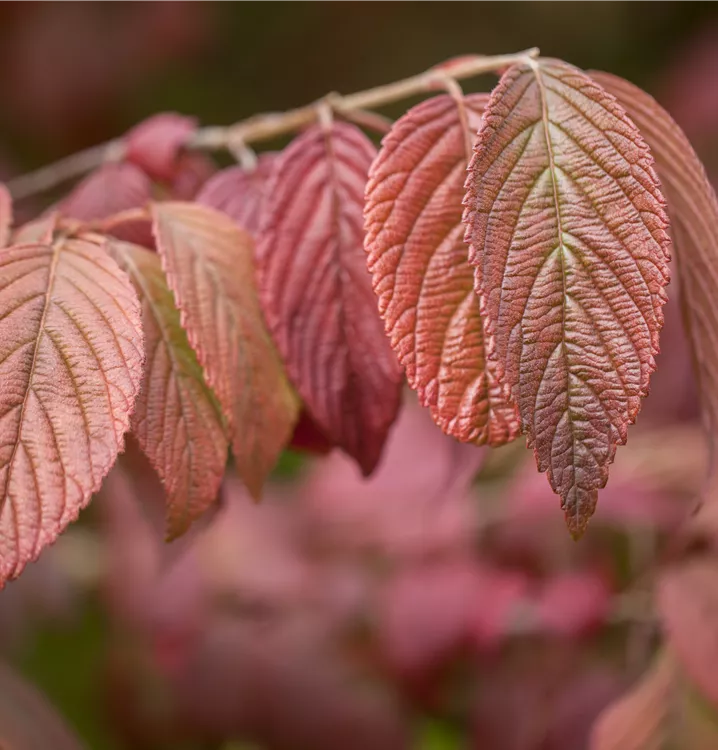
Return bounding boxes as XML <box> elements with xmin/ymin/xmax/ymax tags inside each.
<box><xmin>589</xmin><ymin>71</ymin><xmax>718</xmax><ymax>473</ymax></box>
<box><xmin>257</xmin><ymin>122</ymin><xmax>403</xmax><ymax>475</ymax></box>
<box><xmin>0</xmin><ymin>183</ymin><xmax>12</xmax><ymax>247</ymax></box>
<box><xmin>151</xmin><ymin>201</ymin><xmax>299</xmax><ymax>497</ymax></box>
<box><xmin>365</xmin><ymin>94</ymin><xmax>519</xmax><ymax>446</ymax></box>
<box><xmin>196</xmin><ymin>153</ymin><xmax>278</xmax><ymax>235</ymax></box>
<box><xmin>464</xmin><ymin>58</ymin><xmax>671</xmax><ymax>536</ymax></box>
<box><xmin>0</xmin><ymin>237</ymin><xmax>143</xmax><ymax>585</ymax></box>
<box><xmin>107</xmin><ymin>240</ymin><xmax>227</xmax><ymax>539</ymax></box>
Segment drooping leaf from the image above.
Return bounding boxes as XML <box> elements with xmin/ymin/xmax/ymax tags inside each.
<box><xmin>365</xmin><ymin>93</ymin><xmax>519</xmax><ymax>446</ymax></box>
<box><xmin>124</xmin><ymin>112</ymin><xmax>197</xmax><ymax>184</ymax></box>
<box><xmin>0</xmin><ymin>183</ymin><xmax>12</xmax><ymax>247</ymax></box>
<box><xmin>256</xmin><ymin>122</ymin><xmax>403</xmax><ymax>475</ymax></box>
<box><xmin>588</xmin><ymin>71</ymin><xmax>718</xmax><ymax>471</ymax></box>
<box><xmin>196</xmin><ymin>153</ymin><xmax>278</xmax><ymax>235</ymax></box>
<box><xmin>59</xmin><ymin>162</ymin><xmax>152</xmax><ymax>223</ymax></box>
<box><xmin>0</xmin><ymin>237</ymin><xmax>143</xmax><ymax>584</ymax></box>
<box><xmin>107</xmin><ymin>240</ymin><xmax>228</xmax><ymax>539</ymax></box>
<box><xmin>464</xmin><ymin>59</ymin><xmax>671</xmax><ymax>536</ymax></box>
<box><xmin>0</xmin><ymin>661</ymin><xmax>87</xmax><ymax>749</ymax></box>
<box><xmin>151</xmin><ymin>201</ymin><xmax>299</xmax><ymax>497</ymax></box>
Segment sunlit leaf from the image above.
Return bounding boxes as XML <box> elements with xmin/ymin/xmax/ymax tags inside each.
<box><xmin>0</xmin><ymin>183</ymin><xmax>12</xmax><ymax>248</ymax></box>
<box><xmin>107</xmin><ymin>240</ymin><xmax>227</xmax><ymax>539</ymax></box>
<box><xmin>464</xmin><ymin>59</ymin><xmax>671</xmax><ymax>536</ymax></box>
<box><xmin>257</xmin><ymin>122</ymin><xmax>403</xmax><ymax>475</ymax></box>
<box><xmin>365</xmin><ymin>93</ymin><xmax>519</xmax><ymax>446</ymax></box>
<box><xmin>0</xmin><ymin>237</ymin><xmax>143</xmax><ymax>584</ymax></box>
<box><xmin>151</xmin><ymin>201</ymin><xmax>299</xmax><ymax>497</ymax></box>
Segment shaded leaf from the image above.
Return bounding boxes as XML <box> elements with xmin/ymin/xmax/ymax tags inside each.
<box><xmin>124</xmin><ymin>112</ymin><xmax>197</xmax><ymax>183</ymax></box>
<box><xmin>196</xmin><ymin>153</ymin><xmax>278</xmax><ymax>235</ymax></box>
<box><xmin>365</xmin><ymin>93</ymin><xmax>519</xmax><ymax>446</ymax></box>
<box><xmin>59</xmin><ymin>162</ymin><xmax>152</xmax><ymax>223</ymax></box>
<box><xmin>257</xmin><ymin>122</ymin><xmax>403</xmax><ymax>475</ymax></box>
<box><xmin>107</xmin><ymin>240</ymin><xmax>228</xmax><ymax>539</ymax></box>
<box><xmin>464</xmin><ymin>59</ymin><xmax>671</xmax><ymax>536</ymax></box>
<box><xmin>0</xmin><ymin>237</ymin><xmax>143</xmax><ymax>584</ymax></box>
<box><xmin>0</xmin><ymin>183</ymin><xmax>12</xmax><ymax>247</ymax></box>
<box><xmin>0</xmin><ymin>661</ymin><xmax>86</xmax><ymax>749</ymax></box>
<box><xmin>151</xmin><ymin>201</ymin><xmax>299</xmax><ymax>497</ymax></box>
<box><xmin>590</xmin><ymin>651</ymin><xmax>676</xmax><ymax>750</ymax></box>
<box><xmin>588</xmin><ymin>71</ymin><xmax>718</xmax><ymax>472</ymax></box>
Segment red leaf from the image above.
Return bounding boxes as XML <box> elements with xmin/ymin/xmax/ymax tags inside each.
<box><xmin>464</xmin><ymin>59</ymin><xmax>671</xmax><ymax>536</ymax></box>
<box><xmin>588</xmin><ymin>71</ymin><xmax>718</xmax><ymax>475</ymax></box>
<box><xmin>151</xmin><ymin>201</ymin><xmax>299</xmax><ymax>498</ymax></box>
<box><xmin>0</xmin><ymin>662</ymin><xmax>86</xmax><ymax>749</ymax></box>
<box><xmin>0</xmin><ymin>183</ymin><xmax>12</xmax><ymax>247</ymax></box>
<box><xmin>108</xmin><ymin>241</ymin><xmax>228</xmax><ymax>539</ymax></box>
<box><xmin>11</xmin><ymin>214</ymin><xmax>58</xmax><ymax>246</ymax></box>
<box><xmin>365</xmin><ymin>93</ymin><xmax>519</xmax><ymax>446</ymax></box>
<box><xmin>124</xmin><ymin>112</ymin><xmax>197</xmax><ymax>183</ymax></box>
<box><xmin>535</xmin><ymin>571</ymin><xmax>611</xmax><ymax>637</ymax></box>
<box><xmin>256</xmin><ymin>122</ymin><xmax>403</xmax><ymax>475</ymax></box>
<box><xmin>288</xmin><ymin>409</ymin><xmax>334</xmax><ymax>455</ymax></box>
<box><xmin>59</xmin><ymin>162</ymin><xmax>152</xmax><ymax>222</ymax></box>
<box><xmin>0</xmin><ymin>237</ymin><xmax>143</xmax><ymax>584</ymax></box>
<box><xmin>196</xmin><ymin>153</ymin><xmax>278</xmax><ymax>235</ymax></box>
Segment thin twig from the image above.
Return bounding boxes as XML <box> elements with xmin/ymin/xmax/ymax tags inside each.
<box><xmin>7</xmin><ymin>48</ymin><xmax>538</xmax><ymax>201</ymax></box>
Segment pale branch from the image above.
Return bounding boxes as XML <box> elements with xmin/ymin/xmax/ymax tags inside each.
<box><xmin>7</xmin><ymin>48</ymin><xmax>539</xmax><ymax>201</ymax></box>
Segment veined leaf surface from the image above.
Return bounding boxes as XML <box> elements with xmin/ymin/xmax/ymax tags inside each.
<box><xmin>365</xmin><ymin>93</ymin><xmax>519</xmax><ymax>446</ymax></box>
<box><xmin>196</xmin><ymin>153</ymin><xmax>277</xmax><ymax>235</ymax></box>
<box><xmin>464</xmin><ymin>59</ymin><xmax>671</xmax><ymax>535</ymax></box>
<box><xmin>151</xmin><ymin>201</ymin><xmax>299</xmax><ymax>497</ymax></box>
<box><xmin>256</xmin><ymin>122</ymin><xmax>403</xmax><ymax>475</ymax></box>
<box><xmin>0</xmin><ymin>237</ymin><xmax>143</xmax><ymax>584</ymax></box>
<box><xmin>108</xmin><ymin>240</ymin><xmax>227</xmax><ymax>539</ymax></box>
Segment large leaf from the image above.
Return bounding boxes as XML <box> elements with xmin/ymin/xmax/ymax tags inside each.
<box><xmin>0</xmin><ymin>662</ymin><xmax>86</xmax><ymax>749</ymax></box>
<box><xmin>365</xmin><ymin>93</ymin><xmax>519</xmax><ymax>446</ymax></box>
<box><xmin>464</xmin><ymin>58</ymin><xmax>671</xmax><ymax>535</ymax></box>
<box><xmin>0</xmin><ymin>237</ymin><xmax>143</xmax><ymax>584</ymax></box>
<box><xmin>196</xmin><ymin>153</ymin><xmax>277</xmax><ymax>235</ymax></box>
<box><xmin>256</xmin><ymin>122</ymin><xmax>403</xmax><ymax>475</ymax></box>
<box><xmin>588</xmin><ymin>71</ymin><xmax>718</xmax><ymax>473</ymax></box>
<box><xmin>151</xmin><ymin>201</ymin><xmax>299</xmax><ymax>497</ymax></box>
<box><xmin>107</xmin><ymin>240</ymin><xmax>228</xmax><ymax>539</ymax></box>
<box><xmin>0</xmin><ymin>183</ymin><xmax>12</xmax><ymax>247</ymax></box>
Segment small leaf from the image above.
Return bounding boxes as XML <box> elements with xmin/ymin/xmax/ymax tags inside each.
<box><xmin>365</xmin><ymin>93</ymin><xmax>519</xmax><ymax>446</ymax></box>
<box><xmin>124</xmin><ymin>112</ymin><xmax>197</xmax><ymax>183</ymax></box>
<box><xmin>59</xmin><ymin>162</ymin><xmax>152</xmax><ymax>223</ymax></box>
<box><xmin>196</xmin><ymin>153</ymin><xmax>278</xmax><ymax>234</ymax></box>
<box><xmin>464</xmin><ymin>59</ymin><xmax>671</xmax><ymax>536</ymax></box>
<box><xmin>256</xmin><ymin>122</ymin><xmax>403</xmax><ymax>475</ymax></box>
<box><xmin>0</xmin><ymin>237</ymin><xmax>143</xmax><ymax>584</ymax></box>
<box><xmin>588</xmin><ymin>71</ymin><xmax>718</xmax><ymax>469</ymax></box>
<box><xmin>0</xmin><ymin>183</ymin><xmax>12</xmax><ymax>247</ymax></box>
<box><xmin>0</xmin><ymin>662</ymin><xmax>87</xmax><ymax>749</ymax></box>
<box><xmin>107</xmin><ymin>240</ymin><xmax>228</xmax><ymax>539</ymax></box>
<box><xmin>151</xmin><ymin>201</ymin><xmax>299</xmax><ymax>497</ymax></box>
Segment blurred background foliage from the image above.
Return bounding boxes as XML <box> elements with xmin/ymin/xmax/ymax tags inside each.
<box><xmin>1</xmin><ymin>3</ymin><xmax>718</xmax><ymax>749</ymax></box>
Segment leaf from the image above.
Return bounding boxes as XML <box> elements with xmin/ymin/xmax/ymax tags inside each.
<box><xmin>0</xmin><ymin>662</ymin><xmax>86</xmax><ymax>749</ymax></box>
<box><xmin>124</xmin><ymin>112</ymin><xmax>197</xmax><ymax>183</ymax></box>
<box><xmin>590</xmin><ymin>651</ymin><xmax>677</xmax><ymax>750</ymax></box>
<box><xmin>196</xmin><ymin>153</ymin><xmax>278</xmax><ymax>235</ymax></box>
<box><xmin>256</xmin><ymin>122</ymin><xmax>403</xmax><ymax>475</ymax></box>
<box><xmin>151</xmin><ymin>201</ymin><xmax>299</xmax><ymax>497</ymax></box>
<box><xmin>464</xmin><ymin>58</ymin><xmax>671</xmax><ymax>536</ymax></box>
<box><xmin>11</xmin><ymin>215</ymin><xmax>58</xmax><ymax>246</ymax></box>
<box><xmin>107</xmin><ymin>240</ymin><xmax>228</xmax><ymax>539</ymax></box>
<box><xmin>0</xmin><ymin>183</ymin><xmax>12</xmax><ymax>247</ymax></box>
<box><xmin>365</xmin><ymin>93</ymin><xmax>519</xmax><ymax>446</ymax></box>
<box><xmin>588</xmin><ymin>71</ymin><xmax>718</xmax><ymax>471</ymax></box>
<box><xmin>0</xmin><ymin>237</ymin><xmax>143</xmax><ymax>584</ymax></box>
<box><xmin>59</xmin><ymin>162</ymin><xmax>152</xmax><ymax>224</ymax></box>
